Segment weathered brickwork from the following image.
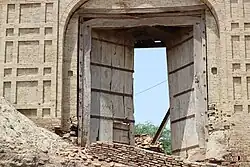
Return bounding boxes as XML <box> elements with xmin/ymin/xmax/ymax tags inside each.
<box><xmin>205</xmin><ymin>0</ymin><xmax>250</xmax><ymax>165</ymax></box>
<box><xmin>0</xmin><ymin>0</ymin><xmax>250</xmax><ymax>165</ymax></box>
<box><xmin>0</xmin><ymin>0</ymin><xmax>60</xmax><ymax>128</ymax></box>
<box><xmin>86</xmin><ymin>142</ymin><xmax>219</xmax><ymax>167</ymax></box>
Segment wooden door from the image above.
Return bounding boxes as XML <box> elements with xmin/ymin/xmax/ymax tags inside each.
<box><xmin>167</xmin><ymin>24</ymin><xmax>206</xmax><ymax>159</ymax></box>
<box><xmin>90</xmin><ymin>29</ymin><xmax>135</xmax><ymax>145</ymax></box>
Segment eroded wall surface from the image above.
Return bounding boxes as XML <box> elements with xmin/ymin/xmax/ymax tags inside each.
<box><xmin>206</xmin><ymin>0</ymin><xmax>250</xmax><ymax>165</ymax></box>
<box><xmin>0</xmin><ymin>0</ymin><xmax>60</xmax><ymax>130</ymax></box>
<box><xmin>0</xmin><ymin>0</ymin><xmax>250</xmax><ymax>165</ymax></box>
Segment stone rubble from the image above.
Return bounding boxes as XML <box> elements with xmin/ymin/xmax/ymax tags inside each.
<box><xmin>86</xmin><ymin>142</ymin><xmax>220</xmax><ymax>167</ymax></box>
<box><xmin>0</xmin><ymin>97</ymin><xmax>222</xmax><ymax>167</ymax></box>
<box><xmin>135</xmin><ymin>134</ymin><xmax>164</xmax><ymax>153</ymax></box>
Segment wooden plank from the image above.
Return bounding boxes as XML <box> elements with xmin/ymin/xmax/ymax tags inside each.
<box><xmin>171</xmin><ymin>114</ymin><xmax>196</xmax><ymax>124</ymax></box>
<box><xmin>113</xmin><ymin>128</ymin><xmax>130</xmax><ymax>144</ymax></box>
<box><xmin>100</xmin><ymin>40</ymin><xmax>112</xmax><ymax>65</ymax></box>
<box><xmin>78</xmin><ymin>18</ymin><xmax>84</xmax><ymax>145</ymax></box>
<box><xmin>83</xmin><ymin>24</ymin><xmax>92</xmax><ymax>146</ymax></box>
<box><xmin>167</xmin><ymin>32</ymin><xmax>194</xmax><ymax>75</ymax></box>
<box><xmin>168</xmin><ymin>62</ymin><xmax>194</xmax><ymax>75</ymax></box>
<box><xmin>90</xmin><ymin>65</ymin><xmax>101</xmax><ymax>89</ymax></box>
<box><xmin>124</xmin><ymin>11</ymin><xmax>203</xmax><ymax>18</ymax></box>
<box><xmin>171</xmin><ymin>90</ymin><xmax>195</xmax><ymax>121</ymax></box>
<box><xmin>111</xmin><ymin>69</ymin><xmax>125</xmax><ymax>93</ymax></box>
<box><xmin>124</xmin><ymin>97</ymin><xmax>135</xmax><ymax>145</ymax></box>
<box><xmin>91</xmin><ymin>32</ymin><xmax>102</xmax><ymax>64</ymax></box>
<box><xmin>78</xmin><ymin>22</ymin><xmax>92</xmax><ymax>146</ymax></box>
<box><xmin>90</xmin><ymin>92</ymin><xmax>100</xmax><ymax>143</ymax></box>
<box><xmin>77</xmin><ymin>11</ymin><xmax>203</xmax><ymax>19</ymax></box>
<box><xmin>112</xmin><ymin>94</ymin><xmax>127</xmax><ymax>144</ymax></box>
<box><xmin>99</xmin><ymin>93</ymin><xmax>113</xmax><ymax>142</ymax></box>
<box><xmin>100</xmin><ymin>67</ymin><xmax>112</xmax><ymax>91</ymax></box>
<box><xmin>113</xmin><ymin>122</ymin><xmax>130</xmax><ymax>145</ymax></box>
<box><xmin>167</xmin><ymin>36</ymin><xmax>194</xmax><ymax>50</ymax></box>
<box><xmin>111</xmin><ymin>35</ymin><xmax>125</xmax><ymax>68</ymax></box>
<box><xmin>193</xmin><ymin>18</ymin><xmax>207</xmax><ymax>149</ymax></box>
<box><xmin>124</xmin><ymin>71</ymin><xmax>133</xmax><ymax>95</ymax></box>
<box><xmin>92</xmin><ymin>30</ymin><xmax>132</xmax><ymax>46</ymax></box>
<box><xmin>91</xmin><ymin>88</ymin><xmax>133</xmax><ymax>97</ymax></box>
<box><xmin>201</xmin><ymin>13</ymin><xmax>209</xmax><ymax>145</ymax></box>
<box><xmin>90</xmin><ymin>31</ymin><xmax>101</xmax><ymax>144</ymax></box>
<box><xmin>152</xmin><ymin>109</ymin><xmax>170</xmax><ymax>144</ymax></box>
<box><xmin>124</xmin><ymin>41</ymin><xmax>134</xmax><ymax>71</ymax></box>
<box><xmin>77</xmin><ymin>5</ymin><xmax>206</xmax><ymax>15</ymax></box>
<box><xmin>170</xmin><ymin>63</ymin><xmax>194</xmax><ymax>96</ymax></box>
<box><xmin>166</xmin><ymin>27</ymin><xmax>199</xmax><ymax>155</ymax></box>
<box><xmin>90</xmin><ymin>115</ymin><xmax>135</xmax><ymax>123</ymax></box>
<box><xmin>173</xmin><ymin>88</ymin><xmax>195</xmax><ymax>98</ymax></box>
<box><xmin>124</xmin><ymin>42</ymin><xmax>135</xmax><ymax>145</ymax></box>
<box><xmin>166</xmin><ymin>28</ymin><xmax>193</xmax><ymax>49</ymax></box>
<box><xmin>109</xmin><ymin>34</ymin><xmax>128</xmax><ymax>144</ymax></box>
<box><xmin>92</xmin><ymin>37</ymin><xmax>133</xmax><ymax>47</ymax></box>
<box><xmin>113</xmin><ymin>122</ymin><xmax>130</xmax><ymax>131</ymax></box>
<box><xmin>84</xmin><ymin>16</ymin><xmax>201</xmax><ymax>28</ymax></box>
<box><xmin>171</xmin><ymin>117</ymin><xmax>199</xmax><ymax>152</ymax></box>
<box><xmin>112</xmin><ymin>95</ymin><xmax>124</xmax><ymax>118</ymax></box>
<box><xmin>91</xmin><ymin>62</ymin><xmax>134</xmax><ymax>73</ymax></box>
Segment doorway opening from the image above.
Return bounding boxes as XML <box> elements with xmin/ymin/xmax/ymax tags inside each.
<box><xmin>134</xmin><ymin>46</ymin><xmax>170</xmax><ymax>154</ymax></box>
<box><xmin>131</xmin><ymin>26</ymin><xmax>194</xmax><ymax>156</ymax></box>
<box><xmin>134</xmin><ymin>47</ymin><xmax>169</xmax><ymax>125</ymax></box>
<box><xmin>78</xmin><ymin>13</ymin><xmax>207</xmax><ymax>159</ymax></box>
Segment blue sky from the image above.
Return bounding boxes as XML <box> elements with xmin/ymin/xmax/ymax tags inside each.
<box><xmin>134</xmin><ymin>48</ymin><xmax>170</xmax><ymax>126</ymax></box>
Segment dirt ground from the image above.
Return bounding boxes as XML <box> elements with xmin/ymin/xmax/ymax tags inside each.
<box><xmin>0</xmin><ymin>97</ymin><xmax>124</xmax><ymax>167</ymax></box>
<box><xmin>0</xmin><ymin>97</ymin><xmax>219</xmax><ymax>167</ymax></box>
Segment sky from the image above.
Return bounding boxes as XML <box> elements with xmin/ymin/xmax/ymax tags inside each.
<box><xmin>134</xmin><ymin>48</ymin><xmax>170</xmax><ymax>126</ymax></box>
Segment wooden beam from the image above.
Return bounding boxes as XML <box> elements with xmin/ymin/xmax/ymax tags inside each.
<box><xmin>84</xmin><ymin>16</ymin><xmax>201</xmax><ymax>28</ymax></box>
<box><xmin>78</xmin><ymin>22</ymin><xmax>92</xmax><ymax>147</ymax></box>
<box><xmin>77</xmin><ymin>5</ymin><xmax>206</xmax><ymax>15</ymax></box>
<box><xmin>78</xmin><ymin>18</ymin><xmax>84</xmax><ymax>146</ymax></box>
<box><xmin>193</xmin><ymin>18</ymin><xmax>207</xmax><ymax>150</ymax></box>
<box><xmin>77</xmin><ymin>11</ymin><xmax>204</xmax><ymax>19</ymax></box>
<box><xmin>151</xmin><ymin>109</ymin><xmax>170</xmax><ymax>145</ymax></box>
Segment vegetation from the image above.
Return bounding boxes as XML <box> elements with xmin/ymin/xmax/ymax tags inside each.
<box><xmin>135</xmin><ymin>122</ymin><xmax>172</xmax><ymax>154</ymax></box>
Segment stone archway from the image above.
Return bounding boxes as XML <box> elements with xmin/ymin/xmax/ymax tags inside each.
<box><xmin>59</xmin><ymin>0</ymin><xmax>220</xmax><ymax>34</ymax></box>
<box><xmin>59</xmin><ymin>0</ymin><xmax>221</xmax><ymax>131</ymax></box>
<box><xmin>59</xmin><ymin>0</ymin><xmax>223</xmax><ymax>160</ymax></box>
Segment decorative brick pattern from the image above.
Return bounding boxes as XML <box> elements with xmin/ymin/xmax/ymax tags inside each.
<box><xmin>0</xmin><ymin>1</ymin><xmax>59</xmax><ymax>126</ymax></box>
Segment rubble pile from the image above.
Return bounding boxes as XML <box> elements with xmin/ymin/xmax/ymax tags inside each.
<box><xmin>0</xmin><ymin>97</ymin><xmax>112</xmax><ymax>167</ymax></box>
<box><xmin>0</xmin><ymin>97</ymin><xmax>221</xmax><ymax>167</ymax></box>
<box><xmin>135</xmin><ymin>134</ymin><xmax>164</xmax><ymax>153</ymax></box>
<box><xmin>87</xmin><ymin>142</ymin><xmax>219</xmax><ymax>167</ymax></box>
